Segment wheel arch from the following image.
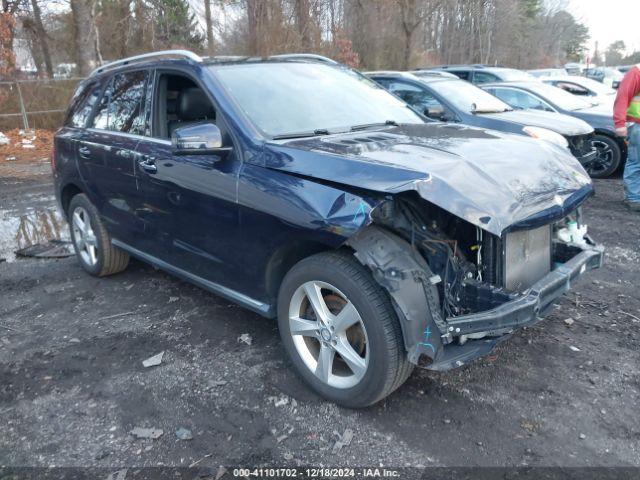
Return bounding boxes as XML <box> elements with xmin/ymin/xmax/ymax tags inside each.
<box><xmin>265</xmin><ymin>240</ymin><xmax>335</xmax><ymax>309</ymax></box>
<box><xmin>60</xmin><ymin>182</ymin><xmax>84</xmax><ymax>217</ymax></box>
<box><xmin>345</xmin><ymin>225</ymin><xmax>446</xmax><ymax>364</ymax></box>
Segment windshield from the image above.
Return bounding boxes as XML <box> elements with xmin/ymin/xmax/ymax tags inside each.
<box><xmin>211</xmin><ymin>63</ymin><xmax>423</xmax><ymax>138</ymax></box>
<box><xmin>524</xmin><ymin>82</ymin><xmax>593</xmax><ymax>111</ymax></box>
<box><xmin>426</xmin><ymin>79</ymin><xmax>512</xmax><ymax>113</ymax></box>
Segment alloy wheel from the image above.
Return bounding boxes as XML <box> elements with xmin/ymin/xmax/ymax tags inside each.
<box><xmin>288</xmin><ymin>281</ymin><xmax>369</xmax><ymax>389</ymax></box>
<box><xmin>71</xmin><ymin>206</ymin><xmax>98</xmax><ymax>266</ymax></box>
<box><xmin>587</xmin><ymin>139</ymin><xmax>615</xmax><ymax>176</ymax></box>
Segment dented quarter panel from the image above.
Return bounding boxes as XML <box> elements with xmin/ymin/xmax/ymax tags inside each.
<box><xmin>263</xmin><ymin>123</ymin><xmax>593</xmax><ymax>236</ymax></box>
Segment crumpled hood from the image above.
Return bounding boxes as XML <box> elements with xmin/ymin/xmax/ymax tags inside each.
<box><xmin>481</xmin><ymin>109</ymin><xmax>594</xmax><ymax>136</ymax></box>
<box><xmin>263</xmin><ymin>123</ymin><xmax>592</xmax><ymax>236</ymax></box>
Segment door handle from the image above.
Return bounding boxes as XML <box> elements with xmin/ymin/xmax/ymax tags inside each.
<box><xmin>78</xmin><ymin>146</ymin><xmax>91</xmax><ymax>158</ymax></box>
<box><xmin>138</xmin><ymin>156</ymin><xmax>157</xmax><ymax>174</ymax></box>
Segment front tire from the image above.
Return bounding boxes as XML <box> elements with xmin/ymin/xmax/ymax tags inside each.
<box><xmin>68</xmin><ymin>194</ymin><xmax>129</xmax><ymax>277</ymax></box>
<box><xmin>277</xmin><ymin>251</ymin><xmax>412</xmax><ymax>407</ymax></box>
<box><xmin>588</xmin><ymin>134</ymin><xmax>622</xmax><ymax>178</ymax></box>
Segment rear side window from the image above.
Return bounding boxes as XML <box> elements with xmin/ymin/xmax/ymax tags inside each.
<box><xmin>473</xmin><ymin>71</ymin><xmax>499</xmax><ymax>84</ymax></box>
<box><xmin>554</xmin><ymin>82</ymin><xmax>589</xmax><ymax>96</ymax></box>
<box><xmin>450</xmin><ymin>70</ymin><xmax>470</xmax><ymax>81</ymax></box>
<box><xmin>91</xmin><ymin>70</ymin><xmax>149</xmax><ymax>135</ymax></box>
<box><xmin>64</xmin><ymin>81</ymin><xmax>101</xmax><ymax>128</ymax></box>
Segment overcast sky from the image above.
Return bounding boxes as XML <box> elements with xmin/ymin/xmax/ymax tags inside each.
<box><xmin>566</xmin><ymin>0</ymin><xmax>640</xmax><ymax>56</ymax></box>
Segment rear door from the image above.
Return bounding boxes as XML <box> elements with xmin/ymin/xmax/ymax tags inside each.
<box><xmin>54</xmin><ymin>79</ymin><xmax>103</xmax><ymax>184</ymax></box>
<box><xmin>78</xmin><ymin>69</ymin><xmax>152</xmax><ymax>245</ymax></box>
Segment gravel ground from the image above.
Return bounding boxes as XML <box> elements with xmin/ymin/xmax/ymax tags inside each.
<box><xmin>1</xmin><ymin>161</ymin><xmax>639</xmax><ymax>469</ymax></box>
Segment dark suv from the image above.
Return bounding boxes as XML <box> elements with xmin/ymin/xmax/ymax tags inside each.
<box><xmin>426</xmin><ymin>65</ymin><xmax>536</xmax><ymax>84</ymax></box>
<box><xmin>53</xmin><ymin>51</ymin><xmax>603</xmax><ymax>407</ymax></box>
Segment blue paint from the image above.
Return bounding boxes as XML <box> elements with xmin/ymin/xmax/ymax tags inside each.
<box><xmin>419</xmin><ymin>326</ymin><xmax>435</xmax><ymax>353</ymax></box>
<box><xmin>352</xmin><ymin>202</ymin><xmax>368</xmax><ymax>224</ymax></box>
<box><xmin>419</xmin><ymin>342</ymin><xmax>436</xmax><ymax>353</ymax></box>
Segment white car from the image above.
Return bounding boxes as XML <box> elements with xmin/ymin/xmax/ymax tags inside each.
<box><xmin>540</xmin><ymin>75</ymin><xmax>616</xmax><ymax>108</ymax></box>
<box><xmin>528</xmin><ymin>68</ymin><xmax>568</xmax><ymax>78</ymax></box>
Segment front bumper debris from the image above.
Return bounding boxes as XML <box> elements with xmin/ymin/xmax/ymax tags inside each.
<box><xmin>427</xmin><ymin>244</ymin><xmax>604</xmax><ymax>371</ymax></box>
<box><xmin>576</xmin><ymin>148</ymin><xmax>598</xmax><ymax>167</ymax></box>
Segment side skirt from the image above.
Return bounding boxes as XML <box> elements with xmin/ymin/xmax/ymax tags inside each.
<box><xmin>111</xmin><ymin>239</ymin><xmax>275</xmax><ymax>318</ymax></box>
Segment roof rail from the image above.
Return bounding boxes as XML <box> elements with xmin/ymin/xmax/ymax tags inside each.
<box><xmin>90</xmin><ymin>50</ymin><xmax>202</xmax><ymax>77</ymax></box>
<box><xmin>206</xmin><ymin>55</ymin><xmax>252</xmax><ymax>63</ymax></box>
<box><xmin>269</xmin><ymin>53</ymin><xmax>338</xmax><ymax>65</ymax></box>
<box><xmin>363</xmin><ymin>70</ymin><xmax>408</xmax><ymax>76</ymax></box>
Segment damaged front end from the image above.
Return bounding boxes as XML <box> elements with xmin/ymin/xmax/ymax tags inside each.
<box><xmin>347</xmin><ymin>194</ymin><xmax>604</xmax><ymax>371</ymax></box>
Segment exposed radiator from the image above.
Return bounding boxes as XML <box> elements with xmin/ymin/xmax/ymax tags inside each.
<box><xmin>504</xmin><ymin>225</ymin><xmax>551</xmax><ymax>291</ymax></box>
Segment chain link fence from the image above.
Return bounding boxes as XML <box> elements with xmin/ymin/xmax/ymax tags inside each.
<box><xmin>0</xmin><ymin>77</ymin><xmax>85</xmax><ymax>131</ymax></box>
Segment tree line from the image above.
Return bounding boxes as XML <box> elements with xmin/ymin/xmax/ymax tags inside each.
<box><xmin>0</xmin><ymin>0</ymin><xmax>631</xmax><ymax>80</ymax></box>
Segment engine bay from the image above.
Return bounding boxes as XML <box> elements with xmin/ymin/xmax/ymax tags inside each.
<box><xmin>372</xmin><ymin>194</ymin><xmax>597</xmax><ymax>323</ymax></box>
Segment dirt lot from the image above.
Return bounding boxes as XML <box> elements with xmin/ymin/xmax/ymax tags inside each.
<box><xmin>1</xmin><ymin>152</ymin><xmax>639</xmax><ymax>469</ymax></box>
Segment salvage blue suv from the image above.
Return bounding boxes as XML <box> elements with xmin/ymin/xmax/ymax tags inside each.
<box><xmin>53</xmin><ymin>51</ymin><xmax>604</xmax><ymax>407</ymax></box>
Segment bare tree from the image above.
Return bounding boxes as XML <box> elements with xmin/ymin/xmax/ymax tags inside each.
<box><xmin>22</xmin><ymin>0</ymin><xmax>53</xmax><ymax>77</ymax></box>
<box><xmin>69</xmin><ymin>0</ymin><xmax>97</xmax><ymax>75</ymax></box>
<box><xmin>204</xmin><ymin>0</ymin><xmax>214</xmax><ymax>55</ymax></box>
<box><xmin>1</xmin><ymin>0</ymin><xmax>21</xmax><ymax>78</ymax></box>
<box><xmin>295</xmin><ymin>0</ymin><xmax>312</xmax><ymax>50</ymax></box>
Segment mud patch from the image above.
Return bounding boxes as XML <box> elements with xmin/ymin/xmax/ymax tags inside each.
<box><xmin>0</xmin><ymin>333</ymin><xmax>175</xmax><ymax>404</ymax></box>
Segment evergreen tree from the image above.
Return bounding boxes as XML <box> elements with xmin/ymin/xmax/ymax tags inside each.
<box><xmin>152</xmin><ymin>0</ymin><xmax>203</xmax><ymax>50</ymax></box>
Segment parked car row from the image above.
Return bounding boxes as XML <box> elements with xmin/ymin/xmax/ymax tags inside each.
<box><xmin>367</xmin><ymin>71</ymin><xmax>597</xmax><ymax>171</ymax></box>
<box><xmin>53</xmin><ymin>51</ymin><xmax>604</xmax><ymax>407</ymax></box>
<box><xmin>481</xmin><ymin>81</ymin><xmax>625</xmax><ymax>177</ymax></box>
<box><xmin>426</xmin><ymin>64</ymin><xmax>537</xmax><ymax>84</ymax></box>
<box><xmin>584</xmin><ymin>67</ymin><xmax>624</xmax><ymax>89</ymax></box>
<box><xmin>401</xmin><ymin>64</ymin><xmax>627</xmax><ymax>178</ymax></box>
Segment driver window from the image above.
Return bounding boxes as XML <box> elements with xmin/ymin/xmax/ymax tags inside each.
<box><xmin>387</xmin><ymin>81</ymin><xmax>443</xmax><ymax>112</ymax></box>
<box><xmin>155</xmin><ymin>73</ymin><xmax>217</xmax><ymax>139</ymax></box>
<box><xmin>492</xmin><ymin>88</ymin><xmax>553</xmax><ymax>112</ymax></box>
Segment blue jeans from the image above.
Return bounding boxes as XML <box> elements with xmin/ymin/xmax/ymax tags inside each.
<box><xmin>624</xmin><ymin>123</ymin><xmax>640</xmax><ymax>203</ymax></box>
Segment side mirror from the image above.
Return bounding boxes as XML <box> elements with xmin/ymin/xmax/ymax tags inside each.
<box><xmin>171</xmin><ymin>123</ymin><xmax>232</xmax><ymax>156</ymax></box>
<box><xmin>424</xmin><ymin>105</ymin><xmax>446</xmax><ymax>120</ymax></box>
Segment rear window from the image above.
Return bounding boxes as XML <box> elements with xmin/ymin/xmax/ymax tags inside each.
<box><xmin>64</xmin><ymin>81</ymin><xmax>102</xmax><ymax>128</ymax></box>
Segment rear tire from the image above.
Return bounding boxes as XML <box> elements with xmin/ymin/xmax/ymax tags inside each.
<box><xmin>277</xmin><ymin>251</ymin><xmax>412</xmax><ymax>407</ymax></box>
<box><xmin>68</xmin><ymin>194</ymin><xmax>129</xmax><ymax>277</ymax></box>
<box><xmin>588</xmin><ymin>134</ymin><xmax>621</xmax><ymax>178</ymax></box>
